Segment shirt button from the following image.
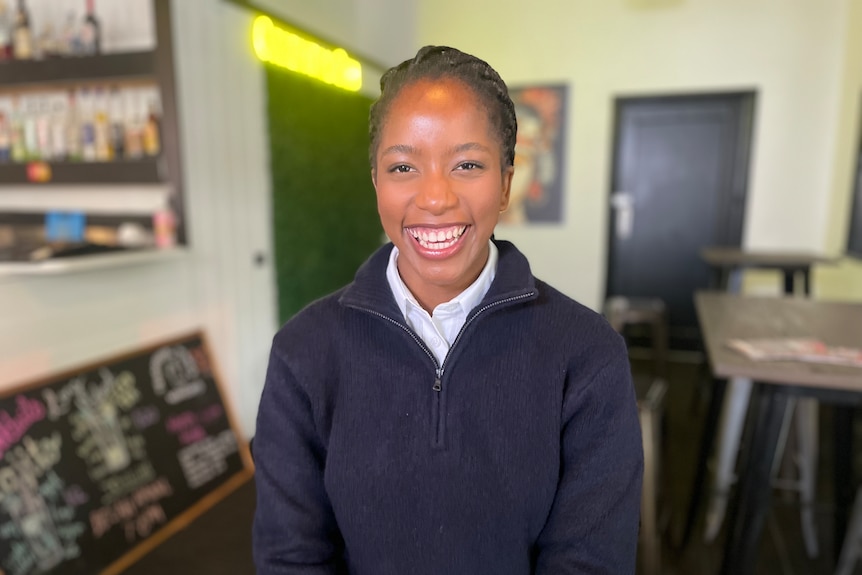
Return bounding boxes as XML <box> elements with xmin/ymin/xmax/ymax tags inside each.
<box><xmin>431</xmin><ymin>337</ymin><xmax>442</xmax><ymax>347</ymax></box>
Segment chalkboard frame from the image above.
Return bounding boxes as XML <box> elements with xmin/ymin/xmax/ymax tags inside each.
<box><xmin>0</xmin><ymin>331</ymin><xmax>253</xmax><ymax>575</ymax></box>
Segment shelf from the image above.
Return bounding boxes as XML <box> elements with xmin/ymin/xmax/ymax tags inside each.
<box><xmin>0</xmin><ymin>51</ymin><xmax>157</xmax><ymax>88</ymax></box>
<box><xmin>0</xmin><ymin>247</ymin><xmax>187</xmax><ymax>278</ymax></box>
<box><xmin>0</xmin><ymin>158</ymin><xmax>163</xmax><ymax>184</ymax></box>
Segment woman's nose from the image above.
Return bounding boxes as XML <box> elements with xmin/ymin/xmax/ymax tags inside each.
<box><xmin>414</xmin><ymin>173</ymin><xmax>457</xmax><ymax>214</ymax></box>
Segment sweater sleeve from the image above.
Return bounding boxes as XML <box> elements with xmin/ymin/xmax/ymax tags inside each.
<box><xmin>252</xmin><ymin>340</ymin><xmax>344</xmax><ymax>575</ymax></box>
<box><xmin>534</xmin><ymin>335</ymin><xmax>643</xmax><ymax>574</ymax></box>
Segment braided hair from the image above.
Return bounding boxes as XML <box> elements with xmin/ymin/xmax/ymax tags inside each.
<box><xmin>368</xmin><ymin>46</ymin><xmax>517</xmax><ymax>171</ymax></box>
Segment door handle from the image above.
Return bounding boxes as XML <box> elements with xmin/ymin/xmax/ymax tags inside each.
<box><xmin>611</xmin><ymin>192</ymin><xmax>634</xmax><ymax>240</ymax></box>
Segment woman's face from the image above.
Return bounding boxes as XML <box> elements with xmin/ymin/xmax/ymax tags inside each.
<box><xmin>372</xmin><ymin>78</ymin><xmax>513</xmax><ymax>310</ymax></box>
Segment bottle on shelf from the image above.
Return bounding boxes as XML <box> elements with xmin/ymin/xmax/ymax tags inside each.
<box><xmin>142</xmin><ymin>92</ymin><xmax>161</xmax><ymax>157</ymax></box>
<box><xmin>61</xmin><ymin>11</ymin><xmax>81</xmax><ymax>56</ymax></box>
<box><xmin>9</xmin><ymin>96</ymin><xmax>25</xmax><ymax>162</ymax></box>
<box><xmin>80</xmin><ymin>0</ymin><xmax>100</xmax><ymax>55</ymax></box>
<box><xmin>38</xmin><ymin>23</ymin><xmax>59</xmax><ymax>59</ymax></box>
<box><xmin>65</xmin><ymin>90</ymin><xmax>82</xmax><ymax>161</ymax></box>
<box><xmin>0</xmin><ymin>0</ymin><xmax>13</xmax><ymax>61</ymax></box>
<box><xmin>21</xmin><ymin>96</ymin><xmax>37</xmax><ymax>159</ymax></box>
<box><xmin>109</xmin><ymin>86</ymin><xmax>124</xmax><ymax>159</ymax></box>
<box><xmin>0</xmin><ymin>111</ymin><xmax>11</xmax><ymax>162</ymax></box>
<box><xmin>35</xmin><ymin>95</ymin><xmax>51</xmax><ymax>160</ymax></box>
<box><xmin>50</xmin><ymin>96</ymin><xmax>67</xmax><ymax>162</ymax></box>
<box><xmin>94</xmin><ymin>87</ymin><xmax>111</xmax><ymax>161</ymax></box>
<box><xmin>12</xmin><ymin>0</ymin><xmax>32</xmax><ymax>60</ymax></box>
<box><xmin>124</xmin><ymin>89</ymin><xmax>143</xmax><ymax>159</ymax></box>
<box><xmin>79</xmin><ymin>88</ymin><xmax>96</xmax><ymax>161</ymax></box>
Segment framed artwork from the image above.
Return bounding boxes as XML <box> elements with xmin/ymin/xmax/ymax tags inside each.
<box><xmin>504</xmin><ymin>84</ymin><xmax>568</xmax><ymax>225</ymax></box>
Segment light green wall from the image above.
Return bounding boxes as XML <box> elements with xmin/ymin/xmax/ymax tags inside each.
<box><xmin>416</xmin><ymin>0</ymin><xmax>858</xmax><ymax>307</ymax></box>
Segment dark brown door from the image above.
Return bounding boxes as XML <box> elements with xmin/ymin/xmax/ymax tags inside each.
<box><xmin>606</xmin><ymin>93</ymin><xmax>755</xmax><ymax>350</ymax></box>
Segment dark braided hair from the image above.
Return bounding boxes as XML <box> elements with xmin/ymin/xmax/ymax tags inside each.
<box><xmin>368</xmin><ymin>46</ymin><xmax>517</xmax><ymax>171</ymax></box>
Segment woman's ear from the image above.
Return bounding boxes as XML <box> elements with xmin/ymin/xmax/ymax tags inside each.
<box><xmin>499</xmin><ymin>166</ymin><xmax>514</xmax><ymax>212</ymax></box>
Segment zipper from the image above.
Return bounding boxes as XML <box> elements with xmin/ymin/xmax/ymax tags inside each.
<box><xmin>353</xmin><ymin>290</ymin><xmax>536</xmax><ymax>448</ymax></box>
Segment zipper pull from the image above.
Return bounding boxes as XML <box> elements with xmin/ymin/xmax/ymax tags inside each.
<box><xmin>432</xmin><ymin>377</ymin><xmax>442</xmax><ymax>392</ymax></box>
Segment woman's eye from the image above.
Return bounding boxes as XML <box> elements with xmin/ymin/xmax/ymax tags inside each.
<box><xmin>456</xmin><ymin>162</ymin><xmax>482</xmax><ymax>171</ymax></box>
<box><xmin>389</xmin><ymin>164</ymin><xmax>412</xmax><ymax>174</ymax></box>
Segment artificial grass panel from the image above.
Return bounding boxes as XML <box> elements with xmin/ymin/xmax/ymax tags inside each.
<box><xmin>266</xmin><ymin>67</ymin><xmax>381</xmax><ymax>324</ymax></box>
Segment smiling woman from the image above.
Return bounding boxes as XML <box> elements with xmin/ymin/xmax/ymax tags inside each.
<box><xmin>253</xmin><ymin>45</ymin><xmax>644</xmax><ymax>575</ymax></box>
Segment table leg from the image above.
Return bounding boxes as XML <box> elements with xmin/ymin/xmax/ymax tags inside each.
<box><xmin>834</xmin><ymin>405</ymin><xmax>855</xmax><ymax>562</ymax></box>
<box><xmin>783</xmin><ymin>270</ymin><xmax>795</xmax><ymax>295</ymax></box>
<box><xmin>720</xmin><ymin>384</ymin><xmax>789</xmax><ymax>575</ymax></box>
<box><xmin>678</xmin><ymin>377</ymin><xmax>726</xmax><ymax>548</ymax></box>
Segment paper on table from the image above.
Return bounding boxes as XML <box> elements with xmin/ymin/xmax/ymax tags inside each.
<box><xmin>726</xmin><ymin>337</ymin><xmax>862</xmax><ymax>367</ymax></box>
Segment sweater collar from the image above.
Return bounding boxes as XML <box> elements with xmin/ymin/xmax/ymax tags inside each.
<box><xmin>339</xmin><ymin>239</ymin><xmax>538</xmax><ymax>318</ymax></box>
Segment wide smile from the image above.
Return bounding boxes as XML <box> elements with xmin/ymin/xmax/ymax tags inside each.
<box><xmin>406</xmin><ymin>225</ymin><xmax>468</xmax><ymax>250</ymax></box>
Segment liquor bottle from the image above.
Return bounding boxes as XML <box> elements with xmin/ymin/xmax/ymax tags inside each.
<box><xmin>65</xmin><ymin>90</ymin><xmax>82</xmax><ymax>161</ymax></box>
<box><xmin>94</xmin><ymin>87</ymin><xmax>111</xmax><ymax>160</ymax></box>
<box><xmin>12</xmin><ymin>0</ymin><xmax>32</xmax><ymax>60</ymax></box>
<box><xmin>79</xmin><ymin>89</ymin><xmax>96</xmax><ymax>161</ymax></box>
<box><xmin>61</xmin><ymin>11</ymin><xmax>80</xmax><ymax>56</ymax></box>
<box><xmin>80</xmin><ymin>0</ymin><xmax>100</xmax><ymax>55</ymax></box>
<box><xmin>22</xmin><ymin>96</ymin><xmax>37</xmax><ymax>159</ymax></box>
<box><xmin>108</xmin><ymin>86</ymin><xmax>124</xmax><ymax>159</ymax></box>
<box><xmin>142</xmin><ymin>93</ymin><xmax>161</xmax><ymax>157</ymax></box>
<box><xmin>0</xmin><ymin>111</ymin><xmax>11</xmax><ymax>163</ymax></box>
<box><xmin>35</xmin><ymin>95</ymin><xmax>51</xmax><ymax>160</ymax></box>
<box><xmin>9</xmin><ymin>96</ymin><xmax>25</xmax><ymax>162</ymax></box>
<box><xmin>124</xmin><ymin>90</ymin><xmax>143</xmax><ymax>159</ymax></box>
<box><xmin>0</xmin><ymin>1</ymin><xmax>13</xmax><ymax>61</ymax></box>
<box><xmin>50</xmin><ymin>96</ymin><xmax>67</xmax><ymax>161</ymax></box>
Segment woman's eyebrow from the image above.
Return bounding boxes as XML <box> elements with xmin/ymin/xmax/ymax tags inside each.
<box><xmin>381</xmin><ymin>144</ymin><xmax>420</xmax><ymax>156</ymax></box>
<box><xmin>449</xmin><ymin>142</ymin><xmax>491</xmax><ymax>154</ymax></box>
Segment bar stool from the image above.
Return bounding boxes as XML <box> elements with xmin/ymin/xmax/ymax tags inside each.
<box><xmin>603</xmin><ymin>296</ymin><xmax>669</xmax><ymax>575</ymax></box>
<box><xmin>835</xmin><ymin>486</ymin><xmax>862</xmax><ymax>575</ymax></box>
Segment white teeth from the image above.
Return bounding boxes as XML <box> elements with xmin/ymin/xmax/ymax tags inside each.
<box><xmin>407</xmin><ymin>225</ymin><xmax>467</xmax><ymax>247</ymax></box>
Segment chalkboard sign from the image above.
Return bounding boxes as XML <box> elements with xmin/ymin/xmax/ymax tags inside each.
<box><xmin>0</xmin><ymin>333</ymin><xmax>252</xmax><ymax>575</ymax></box>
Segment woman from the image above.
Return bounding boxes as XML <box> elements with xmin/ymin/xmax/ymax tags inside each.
<box><xmin>253</xmin><ymin>45</ymin><xmax>643</xmax><ymax>575</ymax></box>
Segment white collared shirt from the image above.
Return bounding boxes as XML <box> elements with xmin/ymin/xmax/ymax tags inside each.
<box><xmin>385</xmin><ymin>241</ymin><xmax>498</xmax><ymax>367</ymax></box>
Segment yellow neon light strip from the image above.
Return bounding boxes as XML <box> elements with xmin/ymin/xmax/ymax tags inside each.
<box><xmin>252</xmin><ymin>15</ymin><xmax>363</xmax><ymax>92</ymax></box>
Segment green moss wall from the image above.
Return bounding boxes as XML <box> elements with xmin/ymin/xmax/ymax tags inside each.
<box><xmin>266</xmin><ymin>68</ymin><xmax>381</xmax><ymax>324</ymax></box>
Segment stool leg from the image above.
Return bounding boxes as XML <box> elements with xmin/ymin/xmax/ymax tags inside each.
<box><xmin>705</xmin><ymin>376</ymin><xmax>753</xmax><ymax>542</ymax></box>
<box><xmin>640</xmin><ymin>405</ymin><xmax>661</xmax><ymax>575</ymax></box>
<box><xmin>796</xmin><ymin>398</ymin><xmax>819</xmax><ymax>558</ymax></box>
<box><xmin>835</xmin><ymin>487</ymin><xmax>862</xmax><ymax>575</ymax></box>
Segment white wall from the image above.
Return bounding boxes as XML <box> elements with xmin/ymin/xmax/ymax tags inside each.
<box><xmin>416</xmin><ymin>0</ymin><xmax>855</xmax><ymax>308</ymax></box>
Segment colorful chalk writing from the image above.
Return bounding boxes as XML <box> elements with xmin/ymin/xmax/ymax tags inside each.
<box><xmin>63</xmin><ymin>485</ymin><xmax>89</xmax><ymax>507</ymax></box>
<box><xmin>150</xmin><ymin>346</ymin><xmax>206</xmax><ymax>405</ymax></box>
<box><xmin>0</xmin><ymin>434</ymin><xmax>62</xmax><ymax>501</ymax></box>
<box><xmin>0</xmin><ymin>396</ymin><xmax>46</xmax><ymax>459</ymax></box>
<box><xmin>165</xmin><ymin>403</ymin><xmax>227</xmax><ymax>447</ymax></box>
<box><xmin>130</xmin><ymin>405</ymin><xmax>160</xmax><ymax>430</ymax></box>
<box><xmin>89</xmin><ymin>477</ymin><xmax>172</xmax><ymax>542</ymax></box>
<box><xmin>0</xmin><ymin>468</ymin><xmax>86</xmax><ymax>575</ymax></box>
<box><xmin>98</xmin><ymin>461</ymin><xmax>156</xmax><ymax>506</ymax></box>
<box><xmin>177</xmin><ymin>429</ymin><xmax>238</xmax><ymax>489</ymax></box>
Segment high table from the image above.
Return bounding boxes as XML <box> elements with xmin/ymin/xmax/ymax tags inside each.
<box><xmin>689</xmin><ymin>249</ymin><xmax>836</xmax><ymax>552</ymax></box>
<box><xmin>695</xmin><ymin>292</ymin><xmax>862</xmax><ymax>575</ymax></box>
<box><xmin>700</xmin><ymin>247</ymin><xmax>835</xmax><ymax>295</ymax></box>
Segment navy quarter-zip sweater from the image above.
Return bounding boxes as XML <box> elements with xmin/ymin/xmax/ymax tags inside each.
<box><xmin>253</xmin><ymin>240</ymin><xmax>643</xmax><ymax>575</ymax></box>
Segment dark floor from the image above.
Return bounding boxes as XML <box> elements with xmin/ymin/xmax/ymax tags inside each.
<box><xmin>125</xmin><ymin>356</ymin><xmax>862</xmax><ymax>575</ymax></box>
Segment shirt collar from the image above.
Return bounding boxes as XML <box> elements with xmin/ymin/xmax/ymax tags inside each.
<box><xmin>385</xmin><ymin>240</ymin><xmax>498</xmax><ymax>319</ymax></box>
